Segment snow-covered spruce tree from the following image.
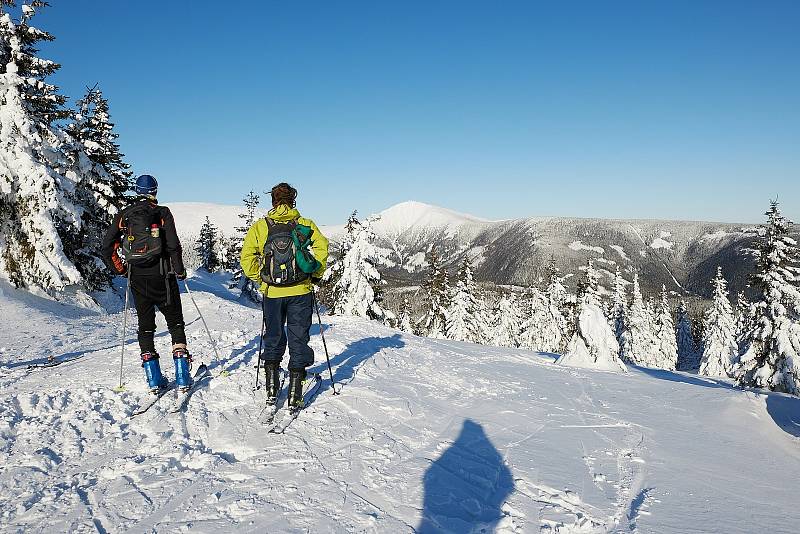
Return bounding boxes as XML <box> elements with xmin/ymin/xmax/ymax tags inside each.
<box><xmin>61</xmin><ymin>85</ymin><xmax>131</xmax><ymax>290</ymax></box>
<box><xmin>195</xmin><ymin>216</ymin><xmax>219</xmax><ymax>272</ymax></box>
<box><xmin>396</xmin><ymin>296</ymin><xmax>414</xmax><ymax>333</ymax></box>
<box><xmin>675</xmin><ymin>300</ymin><xmax>699</xmax><ymax>371</ymax></box>
<box><xmin>653</xmin><ymin>285</ymin><xmax>678</xmax><ymax>370</ymax></box>
<box><xmin>542</xmin><ymin>258</ymin><xmax>568</xmax><ymax>352</ymax></box>
<box><xmin>621</xmin><ymin>273</ymin><xmax>659</xmax><ymax>367</ymax></box>
<box><xmin>230</xmin><ymin>191</ymin><xmax>262</xmax><ymax>299</ymax></box>
<box><xmin>66</xmin><ymin>85</ymin><xmax>131</xmax><ymax>202</ymax></box>
<box><xmin>699</xmin><ymin>267</ymin><xmax>738</xmax><ymax>377</ymax></box>
<box><xmin>518</xmin><ymin>285</ymin><xmax>552</xmax><ymax>351</ymax></box>
<box><xmin>319</xmin><ymin>210</ymin><xmax>358</xmax><ymax>311</ymax></box>
<box><xmin>691</xmin><ymin>314</ymin><xmax>704</xmax><ymax>354</ymax></box>
<box><xmin>734</xmin><ymin>291</ymin><xmax>754</xmax><ymax>348</ymax></box>
<box><xmin>0</xmin><ymin>3</ymin><xmax>83</xmax><ymax>292</ymax></box>
<box><xmin>418</xmin><ymin>246</ymin><xmax>450</xmax><ymax>338</ymax></box>
<box><xmin>445</xmin><ymin>257</ymin><xmax>486</xmax><ymax>343</ymax></box>
<box><xmin>558</xmin><ymin>261</ymin><xmax>626</xmax><ymax>372</ymax></box>
<box><xmin>490</xmin><ymin>293</ymin><xmax>522</xmax><ymax>348</ymax></box>
<box><xmin>332</xmin><ymin>214</ymin><xmax>390</xmax><ymax>322</ymax></box>
<box><xmin>216</xmin><ymin>232</ymin><xmax>237</xmax><ymax>271</ymax></box>
<box><xmin>610</xmin><ymin>267</ymin><xmax>629</xmax><ymax>351</ymax></box>
<box><xmin>735</xmin><ymin>202</ymin><xmax>800</xmax><ymax>394</ymax></box>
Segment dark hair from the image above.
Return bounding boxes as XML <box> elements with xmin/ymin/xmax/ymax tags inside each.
<box><xmin>271</xmin><ymin>182</ymin><xmax>297</xmax><ymax>208</ymax></box>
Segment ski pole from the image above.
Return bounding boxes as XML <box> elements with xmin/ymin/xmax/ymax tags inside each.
<box><xmin>183</xmin><ymin>280</ymin><xmax>225</xmax><ymax>376</ymax></box>
<box><xmin>254</xmin><ymin>299</ymin><xmax>266</xmax><ymax>391</ymax></box>
<box><xmin>114</xmin><ymin>269</ymin><xmax>132</xmax><ymax>393</ymax></box>
<box><xmin>312</xmin><ymin>289</ymin><xmax>338</xmax><ymax>394</ymax></box>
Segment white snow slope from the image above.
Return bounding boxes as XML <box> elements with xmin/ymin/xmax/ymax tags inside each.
<box><xmin>164</xmin><ymin>202</ymin><xmax>247</xmax><ymax>237</ymax></box>
<box><xmin>1</xmin><ymin>275</ymin><xmax>799</xmax><ymax>533</ymax></box>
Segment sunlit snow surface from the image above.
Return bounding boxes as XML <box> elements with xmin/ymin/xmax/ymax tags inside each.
<box><xmin>1</xmin><ymin>273</ymin><xmax>799</xmax><ymax>533</ymax></box>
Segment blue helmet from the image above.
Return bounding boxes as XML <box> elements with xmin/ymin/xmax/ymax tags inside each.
<box><xmin>135</xmin><ymin>174</ymin><xmax>158</xmax><ymax>196</ymax></box>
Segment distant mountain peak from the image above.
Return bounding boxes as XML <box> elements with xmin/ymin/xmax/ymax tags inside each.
<box><xmin>375</xmin><ymin>200</ymin><xmax>493</xmax><ymax>235</ymax></box>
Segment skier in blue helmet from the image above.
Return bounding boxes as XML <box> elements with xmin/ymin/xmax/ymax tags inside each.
<box><xmin>102</xmin><ymin>175</ymin><xmax>194</xmax><ymax>394</ymax></box>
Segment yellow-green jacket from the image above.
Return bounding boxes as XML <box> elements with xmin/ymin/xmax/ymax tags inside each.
<box><xmin>240</xmin><ymin>205</ymin><xmax>329</xmax><ymax>298</ymax></box>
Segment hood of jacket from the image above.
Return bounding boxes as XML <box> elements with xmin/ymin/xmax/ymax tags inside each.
<box><xmin>267</xmin><ymin>205</ymin><xmax>301</xmax><ymax>222</ymax></box>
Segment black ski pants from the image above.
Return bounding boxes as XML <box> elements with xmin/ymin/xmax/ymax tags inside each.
<box><xmin>262</xmin><ymin>292</ymin><xmax>314</xmax><ymax>371</ymax></box>
<box><xmin>130</xmin><ymin>274</ymin><xmax>186</xmax><ymax>355</ymax></box>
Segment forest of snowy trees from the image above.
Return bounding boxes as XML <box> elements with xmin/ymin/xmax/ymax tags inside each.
<box><xmin>0</xmin><ymin>2</ymin><xmax>131</xmax><ymax>296</ymax></box>
<box><xmin>317</xmin><ymin>201</ymin><xmax>800</xmax><ymax>396</ymax></box>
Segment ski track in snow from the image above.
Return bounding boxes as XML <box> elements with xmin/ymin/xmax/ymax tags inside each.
<box><xmin>1</xmin><ymin>276</ymin><xmax>800</xmax><ymax>533</ymax></box>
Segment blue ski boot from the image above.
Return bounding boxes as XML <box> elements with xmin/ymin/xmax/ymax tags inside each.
<box><xmin>141</xmin><ymin>352</ymin><xmax>169</xmax><ymax>394</ymax></box>
<box><xmin>173</xmin><ymin>346</ymin><xmax>193</xmax><ymax>392</ymax></box>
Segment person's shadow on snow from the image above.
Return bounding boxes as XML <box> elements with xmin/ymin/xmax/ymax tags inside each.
<box><xmin>418</xmin><ymin>419</ymin><xmax>515</xmax><ymax>533</ymax></box>
<box><xmin>309</xmin><ymin>333</ymin><xmax>405</xmax><ymax>394</ymax></box>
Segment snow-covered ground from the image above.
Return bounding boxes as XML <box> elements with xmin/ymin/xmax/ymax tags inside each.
<box><xmin>1</xmin><ymin>275</ymin><xmax>799</xmax><ymax>533</ymax></box>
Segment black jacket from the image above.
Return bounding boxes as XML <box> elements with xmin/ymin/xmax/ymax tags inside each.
<box><xmin>102</xmin><ymin>199</ymin><xmax>186</xmax><ymax>277</ymax></box>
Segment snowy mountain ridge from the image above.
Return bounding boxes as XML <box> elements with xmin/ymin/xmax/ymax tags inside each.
<box><xmin>166</xmin><ymin>200</ymin><xmax>775</xmax><ymax>297</ymax></box>
<box><xmin>0</xmin><ymin>274</ymin><xmax>798</xmax><ymax>532</ymax></box>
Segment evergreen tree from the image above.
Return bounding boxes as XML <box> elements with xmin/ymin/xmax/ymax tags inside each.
<box><xmin>735</xmin><ymin>202</ymin><xmax>800</xmax><ymax>394</ymax></box>
<box><xmin>621</xmin><ymin>273</ymin><xmax>659</xmax><ymax>367</ymax></box>
<box><xmin>0</xmin><ymin>3</ymin><xmax>82</xmax><ymax>292</ymax></box>
<box><xmin>196</xmin><ymin>216</ymin><xmax>219</xmax><ymax>272</ymax></box>
<box><xmin>320</xmin><ymin>210</ymin><xmax>358</xmax><ymax>311</ymax></box>
<box><xmin>543</xmin><ymin>258</ymin><xmax>568</xmax><ymax>352</ymax></box>
<box><xmin>653</xmin><ymin>285</ymin><xmax>678</xmax><ymax>370</ymax></box>
<box><xmin>610</xmin><ymin>267</ymin><xmax>629</xmax><ymax>351</ymax></box>
<box><xmin>518</xmin><ymin>285</ymin><xmax>551</xmax><ymax>351</ymax></box>
<box><xmin>66</xmin><ymin>85</ymin><xmax>132</xmax><ymax>202</ymax></box>
<box><xmin>675</xmin><ymin>300</ymin><xmax>699</xmax><ymax>370</ymax></box>
<box><xmin>230</xmin><ymin>191</ymin><xmax>261</xmax><ymax>300</ymax></box>
<box><xmin>734</xmin><ymin>291</ymin><xmax>753</xmax><ymax>347</ymax></box>
<box><xmin>61</xmin><ymin>85</ymin><xmax>131</xmax><ymax>291</ymax></box>
<box><xmin>490</xmin><ymin>293</ymin><xmax>522</xmax><ymax>348</ymax></box>
<box><xmin>691</xmin><ymin>315</ymin><xmax>705</xmax><ymax>354</ymax></box>
<box><xmin>216</xmin><ymin>232</ymin><xmax>237</xmax><ymax>271</ymax></box>
<box><xmin>699</xmin><ymin>267</ymin><xmax>738</xmax><ymax>377</ymax></box>
<box><xmin>558</xmin><ymin>260</ymin><xmax>626</xmax><ymax>372</ymax></box>
<box><xmin>418</xmin><ymin>246</ymin><xmax>449</xmax><ymax>337</ymax></box>
<box><xmin>332</xmin><ymin>214</ymin><xmax>390</xmax><ymax>321</ymax></box>
<box><xmin>445</xmin><ymin>258</ymin><xmax>485</xmax><ymax>343</ymax></box>
<box><xmin>397</xmin><ymin>296</ymin><xmax>414</xmax><ymax>333</ymax></box>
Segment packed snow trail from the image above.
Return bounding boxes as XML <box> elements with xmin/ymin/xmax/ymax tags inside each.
<box><xmin>1</xmin><ymin>275</ymin><xmax>799</xmax><ymax>533</ymax></box>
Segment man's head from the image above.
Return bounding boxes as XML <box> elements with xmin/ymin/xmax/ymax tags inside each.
<box><xmin>135</xmin><ymin>174</ymin><xmax>158</xmax><ymax>197</ymax></box>
<box><xmin>271</xmin><ymin>182</ymin><xmax>297</xmax><ymax>208</ymax></box>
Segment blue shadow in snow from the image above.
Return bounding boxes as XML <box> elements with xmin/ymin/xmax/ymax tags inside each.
<box><xmin>418</xmin><ymin>419</ymin><xmax>514</xmax><ymax>533</ymax></box>
<box><xmin>634</xmin><ymin>366</ymin><xmax>800</xmax><ymax>439</ymax></box>
<box><xmin>308</xmin><ymin>333</ymin><xmax>405</xmax><ymax>395</ymax></box>
<box><xmin>633</xmin><ymin>366</ymin><xmax>734</xmax><ymax>390</ymax></box>
<box><xmin>766</xmin><ymin>394</ymin><xmax>800</xmax><ymax>439</ymax></box>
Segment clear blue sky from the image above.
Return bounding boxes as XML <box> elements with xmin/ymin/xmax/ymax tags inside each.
<box><xmin>35</xmin><ymin>0</ymin><xmax>800</xmax><ymax>225</ymax></box>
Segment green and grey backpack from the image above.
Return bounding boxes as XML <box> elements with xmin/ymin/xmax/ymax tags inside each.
<box><xmin>260</xmin><ymin>218</ymin><xmax>320</xmax><ymax>286</ymax></box>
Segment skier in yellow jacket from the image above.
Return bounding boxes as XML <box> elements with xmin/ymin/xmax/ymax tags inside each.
<box><xmin>240</xmin><ymin>183</ymin><xmax>329</xmax><ymax>407</ymax></box>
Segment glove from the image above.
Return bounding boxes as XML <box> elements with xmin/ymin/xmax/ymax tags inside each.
<box><xmin>175</xmin><ymin>270</ymin><xmax>187</xmax><ymax>281</ymax></box>
<box><xmin>311</xmin><ymin>276</ymin><xmax>322</xmax><ymax>285</ymax></box>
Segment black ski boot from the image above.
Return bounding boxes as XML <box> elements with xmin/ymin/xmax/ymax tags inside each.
<box><xmin>287</xmin><ymin>369</ymin><xmax>307</xmax><ymax>411</ymax></box>
<box><xmin>263</xmin><ymin>361</ymin><xmax>280</xmax><ymax>403</ymax></box>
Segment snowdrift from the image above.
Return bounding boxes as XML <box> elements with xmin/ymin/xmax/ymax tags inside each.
<box><xmin>1</xmin><ymin>275</ymin><xmax>799</xmax><ymax>533</ymax></box>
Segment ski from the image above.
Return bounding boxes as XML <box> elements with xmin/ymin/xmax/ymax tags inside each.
<box><xmin>130</xmin><ymin>384</ymin><xmax>176</xmax><ymax>418</ymax></box>
<box><xmin>27</xmin><ymin>356</ymin><xmax>84</xmax><ymax>370</ymax></box>
<box><xmin>268</xmin><ymin>373</ymin><xmax>322</xmax><ymax>434</ymax></box>
<box><xmin>169</xmin><ymin>364</ymin><xmax>212</xmax><ymax>413</ymax></box>
<box><xmin>258</xmin><ymin>369</ymin><xmax>288</xmax><ymax>425</ymax></box>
